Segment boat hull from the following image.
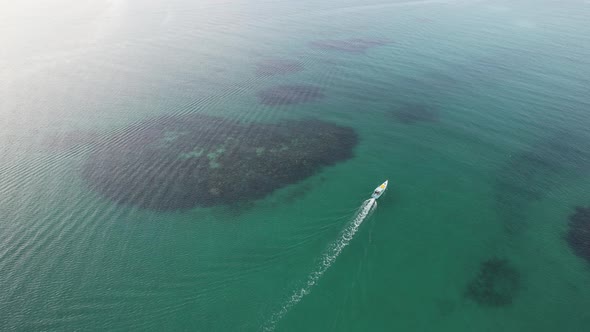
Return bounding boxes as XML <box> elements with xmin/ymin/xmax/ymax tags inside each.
<box><xmin>371</xmin><ymin>180</ymin><xmax>388</xmax><ymax>199</ymax></box>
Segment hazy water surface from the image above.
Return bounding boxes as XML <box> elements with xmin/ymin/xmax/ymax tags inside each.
<box><xmin>1</xmin><ymin>0</ymin><xmax>590</xmax><ymax>330</ymax></box>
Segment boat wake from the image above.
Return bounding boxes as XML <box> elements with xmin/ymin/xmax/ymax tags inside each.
<box><xmin>262</xmin><ymin>198</ymin><xmax>376</xmax><ymax>331</ymax></box>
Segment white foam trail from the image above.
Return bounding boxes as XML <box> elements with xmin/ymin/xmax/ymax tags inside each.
<box><xmin>263</xmin><ymin>198</ymin><xmax>376</xmax><ymax>331</ymax></box>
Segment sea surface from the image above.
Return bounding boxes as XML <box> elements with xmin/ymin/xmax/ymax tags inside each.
<box><xmin>2</xmin><ymin>0</ymin><xmax>590</xmax><ymax>330</ymax></box>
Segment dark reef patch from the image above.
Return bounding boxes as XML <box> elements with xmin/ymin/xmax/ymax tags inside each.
<box><xmin>391</xmin><ymin>103</ymin><xmax>439</xmax><ymax>124</ymax></box>
<box><xmin>309</xmin><ymin>38</ymin><xmax>390</xmax><ymax>53</ymax></box>
<box><xmin>465</xmin><ymin>257</ymin><xmax>521</xmax><ymax>307</ymax></box>
<box><xmin>82</xmin><ymin>114</ymin><xmax>357</xmax><ymax>211</ymax></box>
<box><xmin>255</xmin><ymin>58</ymin><xmax>304</xmax><ymax>77</ymax></box>
<box><xmin>566</xmin><ymin>206</ymin><xmax>590</xmax><ymax>265</ymax></box>
<box><xmin>256</xmin><ymin>84</ymin><xmax>325</xmax><ymax>106</ymax></box>
<box><xmin>495</xmin><ymin>131</ymin><xmax>590</xmax><ymax>233</ymax></box>
<box><xmin>273</xmin><ymin>177</ymin><xmax>326</xmax><ymax>207</ymax></box>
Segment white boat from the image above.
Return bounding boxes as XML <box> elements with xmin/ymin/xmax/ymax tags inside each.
<box><xmin>371</xmin><ymin>180</ymin><xmax>388</xmax><ymax>199</ymax></box>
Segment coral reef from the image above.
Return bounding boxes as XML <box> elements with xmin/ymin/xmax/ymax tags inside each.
<box><xmin>256</xmin><ymin>84</ymin><xmax>325</xmax><ymax>106</ymax></box>
<box><xmin>566</xmin><ymin>206</ymin><xmax>590</xmax><ymax>265</ymax></box>
<box><xmin>82</xmin><ymin>114</ymin><xmax>357</xmax><ymax>211</ymax></box>
<box><xmin>465</xmin><ymin>257</ymin><xmax>521</xmax><ymax>307</ymax></box>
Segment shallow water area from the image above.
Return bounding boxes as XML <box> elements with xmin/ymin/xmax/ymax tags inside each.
<box><xmin>2</xmin><ymin>0</ymin><xmax>590</xmax><ymax>331</ymax></box>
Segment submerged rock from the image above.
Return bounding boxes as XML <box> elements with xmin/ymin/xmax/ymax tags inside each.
<box><xmin>465</xmin><ymin>257</ymin><xmax>521</xmax><ymax>307</ymax></box>
<box><xmin>566</xmin><ymin>206</ymin><xmax>590</xmax><ymax>265</ymax></box>
<box><xmin>82</xmin><ymin>114</ymin><xmax>357</xmax><ymax>211</ymax></box>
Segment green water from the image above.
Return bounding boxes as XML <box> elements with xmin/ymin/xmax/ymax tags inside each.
<box><xmin>2</xmin><ymin>0</ymin><xmax>590</xmax><ymax>330</ymax></box>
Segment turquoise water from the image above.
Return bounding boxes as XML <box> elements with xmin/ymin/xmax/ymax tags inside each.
<box><xmin>2</xmin><ymin>0</ymin><xmax>590</xmax><ymax>330</ymax></box>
